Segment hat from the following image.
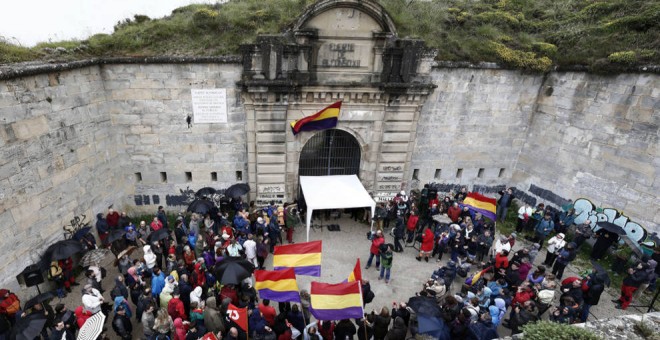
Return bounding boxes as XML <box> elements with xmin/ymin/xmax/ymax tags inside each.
<box><xmin>557</xmin><ymin>233</ymin><xmax>565</xmax><ymax>239</ymax></box>
<box><xmin>257</xmin><ymin>217</ymin><xmax>264</xmax><ymax>224</ymax></box>
<box><xmin>500</xmin><ymin>236</ymin><xmax>508</xmax><ymax>242</ymax></box>
<box><xmin>140</xmin><ymin>221</ymin><xmax>146</xmax><ymax>226</ymax></box>
<box><xmin>167</xmin><ymin>275</ymin><xmax>174</xmax><ymax>282</ymax></box>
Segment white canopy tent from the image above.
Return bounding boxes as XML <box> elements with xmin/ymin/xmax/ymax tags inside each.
<box><xmin>299</xmin><ymin>175</ymin><xmax>376</xmax><ymax>241</ymax></box>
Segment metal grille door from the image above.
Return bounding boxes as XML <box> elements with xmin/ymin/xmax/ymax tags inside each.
<box><xmin>299</xmin><ymin>129</ymin><xmax>361</xmax><ymax>177</ymax></box>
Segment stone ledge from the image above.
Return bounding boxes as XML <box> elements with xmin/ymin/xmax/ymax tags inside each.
<box><xmin>0</xmin><ymin>56</ymin><xmax>242</xmax><ymax>80</ymax></box>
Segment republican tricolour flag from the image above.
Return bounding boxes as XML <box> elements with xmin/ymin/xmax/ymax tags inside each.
<box><xmin>290</xmin><ymin>101</ymin><xmax>341</xmax><ymax>135</ymax></box>
<box><xmin>310</xmin><ymin>281</ymin><xmax>364</xmax><ymax>321</ymax></box>
<box><xmin>462</xmin><ymin>192</ymin><xmax>497</xmax><ymax>221</ymax></box>
<box><xmin>346</xmin><ymin>258</ymin><xmax>362</xmax><ymax>283</ymax></box>
<box><xmin>254</xmin><ymin>268</ymin><xmax>301</xmax><ymax>303</ymax></box>
<box><xmin>273</xmin><ymin>240</ymin><xmax>322</xmax><ymax>276</ymax></box>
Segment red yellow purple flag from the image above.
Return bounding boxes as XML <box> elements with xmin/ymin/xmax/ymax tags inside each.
<box><xmin>273</xmin><ymin>240</ymin><xmax>322</xmax><ymax>276</ymax></box>
<box><xmin>290</xmin><ymin>101</ymin><xmax>341</xmax><ymax>135</ymax></box>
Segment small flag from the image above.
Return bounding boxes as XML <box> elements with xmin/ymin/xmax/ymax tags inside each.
<box><xmin>254</xmin><ymin>268</ymin><xmax>301</xmax><ymax>303</ymax></box>
<box><xmin>465</xmin><ymin>266</ymin><xmax>492</xmax><ymax>286</ymax></box>
<box><xmin>290</xmin><ymin>101</ymin><xmax>341</xmax><ymax>135</ymax></box>
<box><xmin>462</xmin><ymin>192</ymin><xmax>497</xmax><ymax>221</ymax></box>
<box><xmin>273</xmin><ymin>240</ymin><xmax>322</xmax><ymax>276</ymax></box>
<box><xmin>226</xmin><ymin>303</ymin><xmax>248</xmax><ymax>332</ymax></box>
<box><xmin>201</xmin><ymin>333</ymin><xmax>218</xmax><ymax>340</ymax></box>
<box><xmin>309</xmin><ymin>281</ymin><xmax>364</xmax><ymax>320</ymax></box>
<box><xmin>347</xmin><ymin>258</ymin><xmax>362</xmax><ymax>283</ymax></box>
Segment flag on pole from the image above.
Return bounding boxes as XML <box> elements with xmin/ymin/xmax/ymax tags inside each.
<box><xmin>254</xmin><ymin>268</ymin><xmax>301</xmax><ymax>303</ymax></box>
<box><xmin>462</xmin><ymin>192</ymin><xmax>497</xmax><ymax>221</ymax></box>
<box><xmin>309</xmin><ymin>281</ymin><xmax>364</xmax><ymax>320</ymax></box>
<box><xmin>465</xmin><ymin>266</ymin><xmax>493</xmax><ymax>286</ymax></box>
<box><xmin>226</xmin><ymin>303</ymin><xmax>248</xmax><ymax>332</ymax></box>
<box><xmin>273</xmin><ymin>240</ymin><xmax>322</xmax><ymax>276</ymax></box>
<box><xmin>290</xmin><ymin>101</ymin><xmax>341</xmax><ymax>135</ymax></box>
<box><xmin>346</xmin><ymin>258</ymin><xmax>362</xmax><ymax>283</ymax></box>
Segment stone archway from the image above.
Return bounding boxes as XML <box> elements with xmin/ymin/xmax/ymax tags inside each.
<box><xmin>298</xmin><ymin>128</ymin><xmax>361</xmax><ymax>177</ymax></box>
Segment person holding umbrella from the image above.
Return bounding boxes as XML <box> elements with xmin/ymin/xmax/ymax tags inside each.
<box><xmin>591</xmin><ymin>224</ymin><xmax>621</xmax><ymax>260</ymax></box>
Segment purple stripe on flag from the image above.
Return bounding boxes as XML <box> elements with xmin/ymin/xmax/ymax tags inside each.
<box><xmin>257</xmin><ymin>289</ymin><xmax>301</xmax><ymax>303</ymax></box>
<box><xmin>293</xmin><ymin>118</ymin><xmax>338</xmax><ymax>135</ymax></box>
<box><xmin>273</xmin><ymin>265</ymin><xmax>321</xmax><ymax>277</ymax></box>
<box><xmin>309</xmin><ymin>306</ymin><xmax>364</xmax><ymax>321</ymax></box>
<box><xmin>463</xmin><ymin>205</ymin><xmax>496</xmax><ymax>221</ymax></box>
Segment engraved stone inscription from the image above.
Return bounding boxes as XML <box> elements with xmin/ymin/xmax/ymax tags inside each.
<box><xmin>321</xmin><ymin>43</ymin><xmax>361</xmax><ymax>68</ymax></box>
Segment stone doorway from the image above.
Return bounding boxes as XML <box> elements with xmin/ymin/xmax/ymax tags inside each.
<box><xmin>298</xmin><ymin>128</ymin><xmax>361</xmax><ymax>177</ymax></box>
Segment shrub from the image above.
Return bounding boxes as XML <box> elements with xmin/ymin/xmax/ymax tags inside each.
<box><xmin>532</xmin><ymin>42</ymin><xmax>558</xmax><ymax>57</ymax></box>
<box><xmin>473</xmin><ymin>11</ymin><xmax>522</xmax><ymax>28</ymax></box>
<box><xmin>192</xmin><ymin>8</ymin><xmax>219</xmax><ymax>29</ymax></box>
<box><xmin>608</xmin><ymin>51</ymin><xmax>637</xmax><ymax>64</ymax></box>
<box><xmin>522</xmin><ymin>320</ymin><xmax>602</xmax><ymax>340</ymax></box>
<box><xmin>0</xmin><ymin>39</ymin><xmax>37</xmax><ymax>63</ymax></box>
<box><xmin>490</xmin><ymin>42</ymin><xmax>552</xmax><ymax>72</ymax></box>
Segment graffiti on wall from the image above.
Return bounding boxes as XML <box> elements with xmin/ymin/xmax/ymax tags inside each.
<box><xmin>573</xmin><ymin>198</ymin><xmax>648</xmax><ymax>245</ymax></box>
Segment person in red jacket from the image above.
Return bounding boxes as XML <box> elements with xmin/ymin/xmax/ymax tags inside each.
<box><xmin>258</xmin><ymin>299</ymin><xmax>277</xmax><ymax>326</ymax></box>
<box><xmin>416</xmin><ymin>227</ymin><xmax>435</xmax><ymax>262</ymax></box>
<box><xmin>447</xmin><ymin>203</ymin><xmax>462</xmax><ymax>223</ymax></box>
<box><xmin>74</xmin><ymin>305</ymin><xmax>93</xmax><ymax>328</ymax></box>
<box><xmin>167</xmin><ymin>289</ymin><xmax>186</xmax><ymax>321</ymax></box>
<box><xmin>406</xmin><ymin>211</ymin><xmax>419</xmax><ymax>243</ymax></box>
<box><xmin>106</xmin><ymin>208</ymin><xmax>120</xmax><ymax>229</ymax></box>
<box><xmin>495</xmin><ymin>250</ymin><xmax>510</xmax><ymax>269</ymax></box>
<box><xmin>365</xmin><ymin>230</ymin><xmax>385</xmax><ymax>270</ymax></box>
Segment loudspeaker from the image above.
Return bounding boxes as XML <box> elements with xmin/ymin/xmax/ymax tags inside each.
<box><xmin>22</xmin><ymin>265</ymin><xmax>44</xmax><ymax>287</ymax></box>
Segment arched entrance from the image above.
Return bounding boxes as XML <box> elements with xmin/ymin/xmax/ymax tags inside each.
<box><xmin>299</xmin><ymin>129</ymin><xmax>361</xmax><ymax>178</ymax></box>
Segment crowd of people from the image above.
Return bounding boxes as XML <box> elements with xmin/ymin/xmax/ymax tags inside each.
<box><xmin>1</xmin><ymin>185</ymin><xmax>659</xmax><ymax>340</ymax></box>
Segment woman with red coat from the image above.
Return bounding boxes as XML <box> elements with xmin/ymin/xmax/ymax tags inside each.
<box><xmin>417</xmin><ymin>227</ymin><xmax>435</xmax><ymax>262</ymax></box>
<box><xmin>365</xmin><ymin>230</ymin><xmax>385</xmax><ymax>270</ymax></box>
<box><xmin>406</xmin><ymin>211</ymin><xmax>419</xmax><ymax>243</ymax></box>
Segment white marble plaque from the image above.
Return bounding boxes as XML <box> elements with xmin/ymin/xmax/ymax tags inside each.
<box><xmin>191</xmin><ymin>89</ymin><xmax>227</xmax><ymax>123</ymax></box>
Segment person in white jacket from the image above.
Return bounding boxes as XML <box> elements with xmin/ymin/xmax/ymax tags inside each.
<box><xmin>82</xmin><ymin>284</ymin><xmax>104</xmax><ymax>314</ymax></box>
<box><xmin>143</xmin><ymin>245</ymin><xmax>157</xmax><ymax>270</ymax></box>
<box><xmin>543</xmin><ymin>233</ymin><xmax>566</xmax><ymax>267</ymax></box>
<box><xmin>516</xmin><ymin>203</ymin><xmax>534</xmax><ymax>233</ymax></box>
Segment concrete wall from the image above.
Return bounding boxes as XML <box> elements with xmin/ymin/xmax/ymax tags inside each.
<box><xmin>0</xmin><ymin>66</ymin><xmax>131</xmax><ymax>290</ymax></box>
<box><xmin>512</xmin><ymin>72</ymin><xmax>659</xmax><ymax>239</ymax></box>
<box><xmin>102</xmin><ymin>63</ymin><xmax>246</xmax><ymax>212</ymax></box>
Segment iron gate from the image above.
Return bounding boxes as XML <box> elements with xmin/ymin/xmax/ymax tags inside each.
<box><xmin>298</xmin><ymin>129</ymin><xmax>361</xmax><ymax>178</ymax></box>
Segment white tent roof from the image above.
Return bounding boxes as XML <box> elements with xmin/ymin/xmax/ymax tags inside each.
<box><xmin>300</xmin><ymin>175</ymin><xmax>376</xmax><ymax>241</ymax></box>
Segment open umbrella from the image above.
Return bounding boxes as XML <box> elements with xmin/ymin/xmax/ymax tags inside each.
<box><xmin>417</xmin><ymin>315</ymin><xmax>450</xmax><ymax>340</ymax></box>
<box><xmin>77</xmin><ymin>311</ymin><xmax>106</xmax><ymax>340</ymax></box>
<box><xmin>195</xmin><ymin>187</ymin><xmax>217</xmax><ymax>198</ymax></box>
<box><xmin>188</xmin><ymin>198</ymin><xmax>215</xmax><ymax>215</ymax></box>
<box><xmin>23</xmin><ymin>291</ymin><xmax>56</xmax><ymax>310</ymax></box>
<box><xmin>114</xmin><ymin>246</ymin><xmax>138</xmax><ymax>266</ymax></box>
<box><xmin>72</xmin><ymin>226</ymin><xmax>92</xmax><ymax>240</ymax></box>
<box><xmin>225</xmin><ymin>183</ymin><xmax>250</xmax><ymax>198</ymax></box>
<box><xmin>407</xmin><ymin>296</ymin><xmax>442</xmax><ymax>318</ymax></box>
<box><xmin>106</xmin><ymin>229</ymin><xmax>126</xmax><ymax>243</ymax></box>
<box><xmin>214</xmin><ymin>258</ymin><xmax>254</xmax><ymax>285</ymax></box>
<box><xmin>432</xmin><ymin>214</ymin><xmax>452</xmax><ymax>224</ymax></box>
<box><xmin>148</xmin><ymin>228</ymin><xmax>171</xmax><ymax>243</ymax></box>
<box><xmin>596</xmin><ymin>221</ymin><xmax>626</xmax><ymax>235</ymax></box>
<box><xmin>42</xmin><ymin>239</ymin><xmax>86</xmax><ymax>262</ymax></box>
<box><xmin>79</xmin><ymin>248</ymin><xmax>111</xmax><ymax>267</ymax></box>
<box><xmin>589</xmin><ymin>260</ymin><xmax>611</xmax><ymax>287</ymax></box>
<box><xmin>10</xmin><ymin>312</ymin><xmax>48</xmax><ymax>340</ymax></box>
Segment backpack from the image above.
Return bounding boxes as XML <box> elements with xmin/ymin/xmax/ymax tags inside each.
<box><xmin>0</xmin><ymin>292</ymin><xmax>20</xmax><ymax>315</ymax></box>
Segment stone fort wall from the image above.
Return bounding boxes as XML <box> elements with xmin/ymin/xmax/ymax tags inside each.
<box><xmin>0</xmin><ymin>61</ymin><xmax>657</xmax><ymax>290</ymax></box>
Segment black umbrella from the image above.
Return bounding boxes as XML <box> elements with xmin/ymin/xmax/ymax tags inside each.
<box><xmin>11</xmin><ymin>312</ymin><xmax>48</xmax><ymax>340</ymax></box>
<box><xmin>214</xmin><ymin>258</ymin><xmax>254</xmax><ymax>285</ymax></box>
<box><xmin>187</xmin><ymin>198</ymin><xmax>215</xmax><ymax>215</ymax></box>
<box><xmin>589</xmin><ymin>260</ymin><xmax>611</xmax><ymax>287</ymax></box>
<box><xmin>72</xmin><ymin>226</ymin><xmax>92</xmax><ymax>240</ymax></box>
<box><xmin>148</xmin><ymin>228</ymin><xmax>171</xmax><ymax>243</ymax></box>
<box><xmin>195</xmin><ymin>187</ymin><xmax>217</xmax><ymax>198</ymax></box>
<box><xmin>106</xmin><ymin>229</ymin><xmax>127</xmax><ymax>243</ymax></box>
<box><xmin>23</xmin><ymin>291</ymin><xmax>56</xmax><ymax>310</ymax></box>
<box><xmin>596</xmin><ymin>221</ymin><xmax>626</xmax><ymax>235</ymax></box>
<box><xmin>42</xmin><ymin>239</ymin><xmax>86</xmax><ymax>261</ymax></box>
<box><xmin>225</xmin><ymin>183</ymin><xmax>250</xmax><ymax>198</ymax></box>
<box><xmin>407</xmin><ymin>296</ymin><xmax>442</xmax><ymax>318</ymax></box>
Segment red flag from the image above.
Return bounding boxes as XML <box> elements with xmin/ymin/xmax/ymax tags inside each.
<box><xmin>347</xmin><ymin>258</ymin><xmax>362</xmax><ymax>283</ymax></box>
<box><xmin>226</xmin><ymin>303</ymin><xmax>248</xmax><ymax>332</ymax></box>
<box><xmin>201</xmin><ymin>333</ymin><xmax>218</xmax><ymax>340</ymax></box>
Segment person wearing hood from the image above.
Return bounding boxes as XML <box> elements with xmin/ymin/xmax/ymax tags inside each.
<box><xmin>110</xmin><ymin>275</ymin><xmax>129</xmax><ymax>302</ymax></box>
<box><xmin>151</xmin><ymin>267</ymin><xmax>166</xmax><ymax>303</ymax></box>
<box><xmin>477</xmin><ymin>286</ymin><xmax>492</xmax><ymax>309</ymax></box>
<box><xmin>384</xmin><ymin>316</ymin><xmax>407</xmax><ymax>340</ymax></box>
<box><xmin>190</xmin><ymin>286</ymin><xmax>203</xmax><ymax>307</ymax></box>
<box><xmin>160</xmin><ymin>275</ymin><xmax>178</xmax><ymax>308</ymax></box>
<box><xmin>493</xmin><ymin>236</ymin><xmax>511</xmax><ymax>257</ymax></box>
<box><xmin>543</xmin><ymin>233</ymin><xmax>566</xmax><ymax>267</ymax></box>
<box><xmin>144</xmin><ymin>245</ymin><xmax>157</xmax><ymax>271</ymax></box>
<box><xmin>552</xmin><ymin>242</ymin><xmax>576</xmax><ymax>280</ymax></box>
<box><xmin>112</xmin><ymin>305</ymin><xmax>132</xmax><ymax>340</ymax></box>
<box><xmin>580</xmin><ymin>269</ymin><xmax>607</xmax><ymax>322</ymax></box>
<box><xmin>193</xmin><ymin>262</ymin><xmax>207</xmax><ymax>289</ymax></box>
<box><xmin>173</xmin><ymin>317</ymin><xmax>189</xmax><ymax>340</ymax></box>
<box><xmin>113</xmin><ymin>296</ymin><xmax>132</xmax><ymax>318</ymax></box>
<box><xmin>204</xmin><ymin>296</ymin><xmax>225</xmax><ymax>334</ymax></box>
<box><xmin>536</xmin><ymin>280</ymin><xmax>556</xmax><ymax>316</ymax></box>
<box><xmin>96</xmin><ymin>213</ymin><xmax>109</xmax><ymax>245</ymax></box>
<box><xmin>168</xmin><ymin>288</ymin><xmax>186</xmax><ymax>321</ymax></box>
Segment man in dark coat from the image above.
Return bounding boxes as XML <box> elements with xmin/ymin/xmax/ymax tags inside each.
<box><xmin>614</xmin><ymin>262</ymin><xmax>650</xmax><ymax>310</ymax></box>
<box><xmin>581</xmin><ymin>270</ymin><xmax>606</xmax><ymax>322</ymax></box>
<box><xmin>393</xmin><ymin>217</ymin><xmax>405</xmax><ymax>252</ymax></box>
<box><xmin>590</xmin><ymin>229</ymin><xmax>619</xmax><ymax>260</ymax></box>
<box><xmin>112</xmin><ymin>305</ymin><xmax>133</xmax><ymax>339</ymax></box>
<box><xmin>96</xmin><ymin>213</ymin><xmax>109</xmax><ymax>245</ymax></box>
<box><xmin>496</xmin><ymin>188</ymin><xmax>514</xmax><ymax>222</ymax></box>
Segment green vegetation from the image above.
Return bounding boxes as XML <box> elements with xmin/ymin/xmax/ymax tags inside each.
<box><xmin>1</xmin><ymin>0</ymin><xmax>658</xmax><ymax>71</ymax></box>
<box><xmin>521</xmin><ymin>320</ymin><xmax>602</xmax><ymax>339</ymax></box>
